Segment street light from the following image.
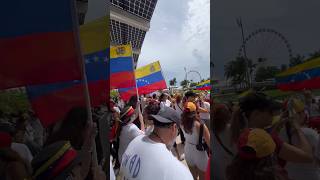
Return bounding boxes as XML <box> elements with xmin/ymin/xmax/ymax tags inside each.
<box><xmin>236</xmin><ymin>17</ymin><xmax>251</xmax><ymax>88</ymax></box>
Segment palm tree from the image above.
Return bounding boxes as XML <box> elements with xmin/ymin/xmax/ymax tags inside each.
<box><xmin>169</xmin><ymin>78</ymin><xmax>177</xmax><ymax>86</ymax></box>
<box><xmin>289</xmin><ymin>54</ymin><xmax>305</xmax><ymax>67</ymax></box>
<box><xmin>309</xmin><ymin>50</ymin><xmax>320</xmax><ymax>59</ymax></box>
<box><xmin>224</xmin><ymin>57</ymin><xmax>249</xmax><ymax>89</ymax></box>
<box><xmin>180</xmin><ymin>80</ymin><xmax>190</xmax><ymax>88</ymax></box>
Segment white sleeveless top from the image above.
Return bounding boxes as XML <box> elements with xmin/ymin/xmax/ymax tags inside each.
<box><xmin>182</xmin><ymin>122</ymin><xmax>199</xmax><ymax>145</ymax></box>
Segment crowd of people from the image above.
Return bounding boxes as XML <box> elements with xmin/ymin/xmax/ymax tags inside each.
<box><xmin>213</xmin><ymin>90</ymin><xmax>320</xmax><ymax>180</ymax></box>
<box><xmin>0</xmin><ymin>107</ymin><xmax>107</xmax><ymax>179</ymax></box>
<box><xmin>109</xmin><ymin>91</ymin><xmax>211</xmax><ymax>180</ymax></box>
<box><xmin>2</xmin><ymin>88</ymin><xmax>320</xmax><ymax>180</ymax></box>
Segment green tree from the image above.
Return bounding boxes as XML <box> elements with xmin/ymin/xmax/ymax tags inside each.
<box><xmin>280</xmin><ymin>64</ymin><xmax>287</xmax><ymax>71</ymax></box>
<box><xmin>255</xmin><ymin>66</ymin><xmax>280</xmax><ymax>82</ymax></box>
<box><xmin>224</xmin><ymin>57</ymin><xmax>248</xmax><ymax>88</ymax></box>
<box><xmin>180</xmin><ymin>80</ymin><xmax>190</xmax><ymax>88</ymax></box>
<box><xmin>309</xmin><ymin>49</ymin><xmax>320</xmax><ymax>59</ymax></box>
<box><xmin>190</xmin><ymin>82</ymin><xmax>198</xmax><ymax>87</ymax></box>
<box><xmin>289</xmin><ymin>54</ymin><xmax>305</xmax><ymax>67</ymax></box>
<box><xmin>169</xmin><ymin>78</ymin><xmax>177</xmax><ymax>86</ymax></box>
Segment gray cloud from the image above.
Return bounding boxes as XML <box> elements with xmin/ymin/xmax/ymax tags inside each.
<box><xmin>212</xmin><ymin>0</ymin><xmax>320</xmax><ymax>80</ymax></box>
<box><xmin>138</xmin><ymin>0</ymin><xmax>210</xmax><ymax>85</ymax></box>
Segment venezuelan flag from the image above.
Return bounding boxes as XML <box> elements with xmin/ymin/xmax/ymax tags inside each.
<box><xmin>0</xmin><ymin>0</ymin><xmax>83</xmax><ymax>90</ymax></box>
<box><xmin>276</xmin><ymin>57</ymin><xmax>320</xmax><ymax>91</ymax></box>
<box><xmin>119</xmin><ymin>61</ymin><xmax>167</xmax><ymax>100</ymax></box>
<box><xmin>196</xmin><ymin>80</ymin><xmax>211</xmax><ymax>90</ymax></box>
<box><xmin>26</xmin><ymin>17</ymin><xmax>109</xmax><ymax>127</ymax></box>
<box><xmin>135</xmin><ymin>61</ymin><xmax>167</xmax><ymax>95</ymax></box>
<box><xmin>110</xmin><ymin>45</ymin><xmax>136</xmax><ymax>89</ymax></box>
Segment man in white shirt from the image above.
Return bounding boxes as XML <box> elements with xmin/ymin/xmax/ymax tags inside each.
<box><xmin>119</xmin><ymin>106</ymin><xmax>193</xmax><ymax>180</ymax></box>
<box><xmin>118</xmin><ymin>105</ymin><xmax>145</xmax><ymax>163</ymax></box>
<box><xmin>198</xmin><ymin>96</ymin><xmax>210</xmax><ymax>128</ymax></box>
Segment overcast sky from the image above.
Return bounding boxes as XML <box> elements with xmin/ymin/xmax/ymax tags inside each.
<box><xmin>212</xmin><ymin>0</ymin><xmax>320</xmax><ymax>80</ymax></box>
<box><xmin>138</xmin><ymin>0</ymin><xmax>210</xmax><ymax>85</ymax></box>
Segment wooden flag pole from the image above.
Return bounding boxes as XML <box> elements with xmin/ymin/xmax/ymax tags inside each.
<box><xmin>70</xmin><ymin>0</ymin><xmax>99</xmax><ymax>169</ymax></box>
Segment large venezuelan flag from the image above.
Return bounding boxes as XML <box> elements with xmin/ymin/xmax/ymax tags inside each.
<box><xmin>119</xmin><ymin>61</ymin><xmax>167</xmax><ymax>100</ymax></box>
<box><xmin>276</xmin><ymin>57</ymin><xmax>320</xmax><ymax>91</ymax></box>
<box><xmin>196</xmin><ymin>80</ymin><xmax>211</xmax><ymax>90</ymax></box>
<box><xmin>110</xmin><ymin>45</ymin><xmax>136</xmax><ymax>89</ymax></box>
<box><xmin>0</xmin><ymin>0</ymin><xmax>82</xmax><ymax>90</ymax></box>
<box><xmin>26</xmin><ymin>17</ymin><xmax>109</xmax><ymax>127</ymax></box>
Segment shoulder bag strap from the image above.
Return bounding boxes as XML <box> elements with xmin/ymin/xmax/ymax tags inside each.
<box><xmin>214</xmin><ymin>133</ymin><xmax>234</xmax><ymax>157</ymax></box>
<box><xmin>198</xmin><ymin>123</ymin><xmax>204</xmax><ymax>145</ymax></box>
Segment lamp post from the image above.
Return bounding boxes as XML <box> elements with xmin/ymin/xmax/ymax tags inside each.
<box><xmin>237</xmin><ymin>17</ymin><xmax>251</xmax><ymax>88</ymax></box>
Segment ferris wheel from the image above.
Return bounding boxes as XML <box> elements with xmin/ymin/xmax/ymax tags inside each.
<box><xmin>238</xmin><ymin>28</ymin><xmax>293</xmax><ymax>68</ymax></box>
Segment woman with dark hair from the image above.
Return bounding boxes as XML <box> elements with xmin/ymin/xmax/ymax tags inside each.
<box><xmin>46</xmin><ymin>107</ymin><xmax>89</xmax><ymax>149</ymax></box>
<box><xmin>230</xmin><ymin>92</ymin><xmax>313</xmax><ymax>179</ymax></box>
<box><xmin>45</xmin><ymin>107</ymin><xmax>98</xmax><ymax>179</ymax></box>
<box><xmin>279</xmin><ymin>98</ymin><xmax>320</xmax><ymax>180</ymax></box>
<box><xmin>212</xmin><ymin>104</ymin><xmax>234</xmax><ymax>180</ymax></box>
<box><xmin>0</xmin><ymin>131</ymin><xmax>31</xmax><ymax>180</ymax></box>
<box><xmin>172</xmin><ymin>94</ymin><xmax>185</xmax><ymax>144</ymax></box>
<box><xmin>227</xmin><ymin>128</ymin><xmax>284</xmax><ymax>180</ymax></box>
<box><xmin>181</xmin><ymin>102</ymin><xmax>210</xmax><ymax>180</ymax></box>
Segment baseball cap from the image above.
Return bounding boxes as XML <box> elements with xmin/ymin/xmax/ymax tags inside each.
<box><xmin>32</xmin><ymin>141</ymin><xmax>80</xmax><ymax>180</ymax></box>
<box><xmin>184</xmin><ymin>102</ymin><xmax>197</xmax><ymax>112</ymax></box>
<box><xmin>239</xmin><ymin>92</ymin><xmax>281</xmax><ymax>113</ymax></box>
<box><xmin>238</xmin><ymin>128</ymin><xmax>276</xmax><ymax>159</ymax></box>
<box><xmin>151</xmin><ymin>106</ymin><xmax>180</xmax><ymax>125</ymax></box>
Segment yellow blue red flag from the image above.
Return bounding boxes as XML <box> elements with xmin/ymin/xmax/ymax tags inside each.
<box><xmin>276</xmin><ymin>57</ymin><xmax>320</xmax><ymax>91</ymax></box>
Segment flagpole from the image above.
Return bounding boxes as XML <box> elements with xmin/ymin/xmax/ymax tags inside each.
<box><xmin>128</xmin><ymin>42</ymin><xmax>140</xmax><ymax>101</ymax></box>
<box><xmin>70</xmin><ymin>0</ymin><xmax>98</xmax><ymax>167</ymax></box>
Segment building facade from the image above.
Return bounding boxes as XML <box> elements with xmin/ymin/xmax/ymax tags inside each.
<box><xmin>110</xmin><ymin>0</ymin><xmax>158</xmax><ymax>69</ymax></box>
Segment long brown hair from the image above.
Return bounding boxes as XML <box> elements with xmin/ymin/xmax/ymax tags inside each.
<box><xmin>181</xmin><ymin>111</ymin><xmax>200</xmax><ymax>134</ymax></box>
<box><xmin>213</xmin><ymin>104</ymin><xmax>231</xmax><ymax>134</ymax></box>
<box><xmin>45</xmin><ymin>107</ymin><xmax>88</xmax><ymax>150</ymax></box>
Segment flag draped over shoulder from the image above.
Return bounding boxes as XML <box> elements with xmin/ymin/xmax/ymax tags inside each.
<box><xmin>196</xmin><ymin>80</ymin><xmax>210</xmax><ymax>90</ymax></box>
<box><xmin>26</xmin><ymin>17</ymin><xmax>109</xmax><ymax>127</ymax></box>
<box><xmin>0</xmin><ymin>0</ymin><xmax>82</xmax><ymax>89</ymax></box>
<box><xmin>276</xmin><ymin>57</ymin><xmax>320</xmax><ymax>91</ymax></box>
<box><xmin>119</xmin><ymin>61</ymin><xmax>167</xmax><ymax>100</ymax></box>
<box><xmin>110</xmin><ymin>45</ymin><xmax>136</xmax><ymax>89</ymax></box>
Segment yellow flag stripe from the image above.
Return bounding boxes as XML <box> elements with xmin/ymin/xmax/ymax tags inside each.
<box><xmin>110</xmin><ymin>45</ymin><xmax>133</xmax><ymax>58</ymax></box>
<box><xmin>277</xmin><ymin>57</ymin><xmax>320</xmax><ymax>77</ymax></box>
<box><xmin>135</xmin><ymin>61</ymin><xmax>161</xmax><ymax>79</ymax></box>
<box><xmin>197</xmin><ymin>80</ymin><xmax>210</xmax><ymax>86</ymax></box>
<box><xmin>79</xmin><ymin>16</ymin><xmax>109</xmax><ymax>54</ymax></box>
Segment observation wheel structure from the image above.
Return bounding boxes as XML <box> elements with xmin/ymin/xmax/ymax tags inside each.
<box><xmin>238</xmin><ymin>28</ymin><xmax>293</xmax><ymax>69</ymax></box>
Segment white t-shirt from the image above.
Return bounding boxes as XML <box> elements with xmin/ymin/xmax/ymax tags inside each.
<box><xmin>199</xmin><ymin>101</ymin><xmax>210</xmax><ymax>120</ymax></box>
<box><xmin>118</xmin><ymin>123</ymin><xmax>144</xmax><ymax>162</ymax></box>
<box><xmin>113</xmin><ymin>106</ymin><xmax>121</xmax><ymax>113</ymax></box>
<box><xmin>279</xmin><ymin>127</ymin><xmax>320</xmax><ymax>180</ymax></box>
<box><xmin>11</xmin><ymin>142</ymin><xmax>33</xmax><ymax>163</ymax></box>
<box><xmin>110</xmin><ymin>160</ymin><xmax>116</xmax><ymax>180</ymax></box>
<box><xmin>119</xmin><ymin>135</ymin><xmax>193</xmax><ymax>180</ymax></box>
<box><xmin>212</xmin><ymin>125</ymin><xmax>236</xmax><ymax>180</ymax></box>
<box><xmin>166</xmin><ymin>99</ymin><xmax>171</xmax><ymax>107</ymax></box>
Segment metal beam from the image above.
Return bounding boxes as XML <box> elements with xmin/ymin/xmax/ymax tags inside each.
<box><xmin>110</xmin><ymin>5</ymin><xmax>150</xmax><ymax>31</ymax></box>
